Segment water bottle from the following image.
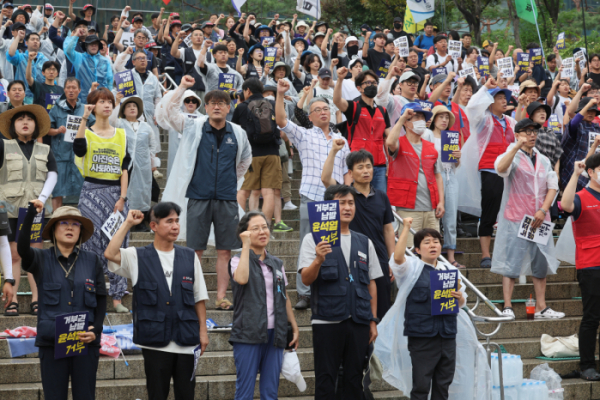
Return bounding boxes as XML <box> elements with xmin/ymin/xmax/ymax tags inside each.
<box><xmin>514</xmin><ymin>355</ymin><xmax>523</xmax><ymax>385</ymax></box>
<box><xmin>492</xmin><ymin>385</ymin><xmax>501</xmax><ymax>400</ymax></box>
<box><xmin>518</xmin><ymin>381</ymin><xmax>528</xmax><ymax>400</ymax></box>
<box><xmin>540</xmin><ymin>381</ymin><xmax>549</xmax><ymax>400</ymax></box>
<box><xmin>532</xmin><ymin>381</ymin><xmax>541</xmax><ymax>400</ymax></box>
<box><xmin>505</xmin><ymin>385</ymin><xmax>518</xmax><ymax>400</ymax></box>
<box><xmin>491</xmin><ymin>354</ymin><xmax>499</xmax><ymax>386</ymax></box>
<box><xmin>501</xmin><ymin>354</ymin><xmax>511</xmax><ymax>385</ymax></box>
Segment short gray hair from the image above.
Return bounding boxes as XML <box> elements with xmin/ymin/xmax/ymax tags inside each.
<box><xmin>134</xmin><ymin>28</ymin><xmax>149</xmax><ymax>39</ymax></box>
<box><xmin>308</xmin><ymin>96</ymin><xmax>329</xmax><ymax>111</ymax></box>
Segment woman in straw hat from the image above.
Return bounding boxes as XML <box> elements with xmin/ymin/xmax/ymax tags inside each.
<box><xmin>0</xmin><ymin>104</ymin><xmax>57</xmax><ymax>317</ymax></box>
<box><xmin>73</xmin><ymin>88</ymin><xmax>131</xmax><ymax>313</ymax></box>
<box><xmin>18</xmin><ymin>199</ymin><xmax>106</xmax><ymax>400</ymax></box>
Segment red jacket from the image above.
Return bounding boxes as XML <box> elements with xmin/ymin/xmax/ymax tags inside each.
<box><xmin>573</xmin><ymin>188</ymin><xmax>600</xmax><ymax>269</ymax></box>
<box><xmin>347</xmin><ymin>102</ymin><xmax>388</xmax><ymax>166</ymax></box>
<box><xmin>479</xmin><ymin>116</ymin><xmax>515</xmax><ymax>170</ymax></box>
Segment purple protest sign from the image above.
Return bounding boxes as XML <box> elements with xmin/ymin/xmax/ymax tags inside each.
<box><xmin>55</xmin><ymin>311</ymin><xmax>89</xmax><ymax>359</ymax></box>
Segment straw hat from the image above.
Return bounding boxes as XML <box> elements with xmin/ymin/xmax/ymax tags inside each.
<box><xmin>42</xmin><ymin>206</ymin><xmax>95</xmax><ymax>243</ymax></box>
<box><xmin>519</xmin><ymin>80</ymin><xmax>540</xmax><ymax>97</ymax></box>
<box><xmin>0</xmin><ymin>104</ymin><xmax>51</xmax><ymax>139</ymax></box>
<box><xmin>118</xmin><ymin>96</ymin><xmax>144</xmax><ymax>119</ymax></box>
<box><xmin>431</xmin><ymin>105</ymin><xmax>456</xmax><ymax>128</ymax></box>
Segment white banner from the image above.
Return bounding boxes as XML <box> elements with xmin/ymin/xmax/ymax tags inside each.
<box><xmin>296</xmin><ymin>0</ymin><xmax>321</xmax><ymax>19</ymax></box>
<box><xmin>407</xmin><ymin>0</ymin><xmax>435</xmax><ymax>23</ymax></box>
<box><xmin>231</xmin><ymin>0</ymin><xmax>247</xmax><ymax>16</ymax></box>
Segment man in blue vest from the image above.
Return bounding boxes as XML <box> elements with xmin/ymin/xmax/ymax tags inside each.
<box><xmin>298</xmin><ymin>184</ymin><xmax>381</xmax><ymax>400</ymax></box>
<box><xmin>114</xmin><ymin>26</ymin><xmax>159</xmax><ymax>77</ymax></box>
<box><xmin>105</xmin><ymin>202</ymin><xmax>209</xmax><ymax>400</ymax></box>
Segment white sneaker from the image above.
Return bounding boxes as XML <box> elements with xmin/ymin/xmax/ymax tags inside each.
<box><xmin>283</xmin><ymin>201</ymin><xmax>298</xmax><ymax>210</ymax></box>
<box><xmin>534</xmin><ymin>307</ymin><xmax>565</xmax><ymax>319</ymax></box>
<box><xmin>153</xmin><ymin>169</ymin><xmax>163</xmax><ymax>179</ymax></box>
<box><xmin>502</xmin><ymin>307</ymin><xmax>515</xmax><ymax>318</ymax></box>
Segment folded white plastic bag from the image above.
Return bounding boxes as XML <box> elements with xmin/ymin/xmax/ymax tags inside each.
<box><xmin>281</xmin><ymin>350</ymin><xmax>307</xmax><ymax>392</ymax></box>
<box><xmin>540</xmin><ymin>333</ymin><xmax>579</xmax><ymax>358</ymax></box>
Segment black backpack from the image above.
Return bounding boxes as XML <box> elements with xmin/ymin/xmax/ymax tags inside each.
<box><xmin>246</xmin><ymin>98</ymin><xmax>278</xmax><ymax>144</ymax></box>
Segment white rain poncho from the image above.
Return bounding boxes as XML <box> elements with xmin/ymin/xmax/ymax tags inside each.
<box><xmin>457</xmin><ymin>86</ymin><xmax>516</xmax><ymax>216</ymax></box>
<box><xmin>0</xmin><ymin>27</ymin><xmax>14</xmax><ymax>81</ymax></box>
<box><xmin>159</xmin><ymin>86</ymin><xmax>252</xmax><ymax>241</ymax></box>
<box><xmin>555</xmin><ymin>217</ymin><xmax>575</xmax><ymax>265</ymax></box>
<box><xmin>155</xmin><ymin>89</ymin><xmax>202</xmax><ymax>177</ymax></box>
<box><xmin>64</xmin><ymin>36</ymin><xmax>113</xmax><ymax>103</ymax></box>
<box><xmin>491</xmin><ymin>145</ymin><xmax>560</xmax><ymax>277</ymax></box>
<box><xmin>374</xmin><ymin>254</ymin><xmax>491</xmax><ymax>400</ymax></box>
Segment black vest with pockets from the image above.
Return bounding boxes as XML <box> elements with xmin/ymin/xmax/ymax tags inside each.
<box><xmin>133</xmin><ymin>244</ymin><xmax>199</xmax><ymax>347</ymax></box>
<box><xmin>183</xmin><ymin>47</ymin><xmax>208</xmax><ymax>92</ymax></box>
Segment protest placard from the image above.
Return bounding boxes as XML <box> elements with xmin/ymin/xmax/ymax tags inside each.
<box><xmin>394</xmin><ymin>36</ymin><xmax>409</xmax><ymax>57</ymax></box>
<box><xmin>448</xmin><ymin>40</ymin><xmax>462</xmax><ymax>59</ymax></box>
<box><xmin>264</xmin><ymin>47</ymin><xmax>278</xmax><ymax>69</ymax></box>
<box><xmin>430</xmin><ymin>270</ymin><xmax>459</xmax><ymax>316</ymax></box>
<box><xmin>517</xmin><ymin>215</ymin><xmax>555</xmax><ymax>245</ymax></box>
<box><xmin>45</xmin><ymin>93</ymin><xmax>61</xmax><ymax>113</ymax></box>
<box><xmin>562</xmin><ymin>57</ymin><xmax>575</xmax><ymax>78</ymax></box>
<box><xmin>183</xmin><ymin>35</ymin><xmax>192</xmax><ymax>47</ymax></box>
<box><xmin>575</xmin><ymin>49</ymin><xmax>586</xmax><ymax>70</ymax></box>
<box><xmin>458</xmin><ymin>66</ymin><xmax>477</xmax><ymax>81</ymax></box>
<box><xmin>115</xmin><ymin>70</ymin><xmax>137</xmax><ymax>97</ymax></box>
<box><xmin>431</xmin><ymin>67</ymin><xmax>447</xmax><ymax>77</ymax></box>
<box><xmin>190</xmin><ymin>345</ymin><xmax>203</xmax><ymax>381</ymax></box>
<box><xmin>516</xmin><ymin>52</ymin><xmax>529</xmax><ymax>69</ymax></box>
<box><xmin>529</xmin><ymin>48</ymin><xmax>543</xmax><ymax>67</ymax></box>
<box><xmin>55</xmin><ymin>311</ymin><xmax>89</xmax><ymax>359</ymax></box>
<box><xmin>101</xmin><ymin>211</ymin><xmax>125</xmax><ymax>240</ymax></box>
<box><xmin>589</xmin><ymin>132</ymin><xmax>600</xmax><ymax>154</ymax></box>
<box><xmin>497</xmin><ymin>57</ymin><xmax>514</xmax><ymax>78</ymax></box>
<box><xmin>119</xmin><ymin>32</ymin><xmax>134</xmax><ymax>50</ymax></box>
<box><xmin>441</xmin><ymin>131</ymin><xmax>460</xmax><ymax>163</ymax></box>
<box><xmin>477</xmin><ymin>56</ymin><xmax>489</xmax><ymax>78</ymax></box>
<box><xmin>377</xmin><ymin>59</ymin><xmax>391</xmax><ymax>78</ymax></box>
<box><xmin>63</xmin><ymin>115</ymin><xmax>83</xmax><ymax>143</ymax></box>
<box><xmin>548</xmin><ymin>114</ymin><xmax>561</xmax><ymax>135</ymax></box>
<box><xmin>15</xmin><ymin>207</ymin><xmax>45</xmax><ymax>243</ymax></box>
<box><xmin>262</xmin><ymin>36</ymin><xmax>275</xmax><ymax>46</ymax></box>
<box><xmin>307</xmin><ymin>200</ymin><xmax>340</xmax><ymax>247</ymax></box>
<box><xmin>218</xmin><ymin>73</ymin><xmax>235</xmax><ymax>91</ymax></box>
<box><xmin>416</xmin><ymin>100</ymin><xmax>433</xmax><ymax>111</ymax></box>
<box><xmin>556</xmin><ymin>32</ymin><xmax>565</xmax><ymax>50</ymax></box>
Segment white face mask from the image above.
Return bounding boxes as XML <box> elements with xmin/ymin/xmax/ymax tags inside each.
<box><xmin>264</xmin><ymin>95</ymin><xmax>275</xmax><ymax>101</ymax></box>
<box><xmin>411</xmin><ymin>120</ymin><xmax>427</xmax><ymax>135</ymax></box>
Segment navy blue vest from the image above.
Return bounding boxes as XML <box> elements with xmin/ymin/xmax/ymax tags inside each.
<box><xmin>310</xmin><ymin>231</ymin><xmax>373</xmax><ymax>325</ymax></box>
<box><xmin>125</xmin><ymin>49</ymin><xmax>154</xmax><ymax>73</ymax></box>
<box><xmin>36</xmin><ymin>248</ymin><xmax>100</xmax><ymax>347</ymax></box>
<box><xmin>182</xmin><ymin>47</ymin><xmax>207</xmax><ymax>92</ymax></box>
<box><xmin>246</xmin><ymin>63</ymin><xmax>260</xmax><ymax>80</ymax></box>
<box><xmin>186</xmin><ymin>122</ymin><xmax>239</xmax><ymax>201</ymax></box>
<box><xmin>404</xmin><ymin>264</ymin><xmax>458</xmax><ymax>339</ymax></box>
<box><xmin>133</xmin><ymin>244</ymin><xmax>199</xmax><ymax>347</ymax></box>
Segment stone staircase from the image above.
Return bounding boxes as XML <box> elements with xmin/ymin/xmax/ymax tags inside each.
<box><xmin>0</xmin><ymin>139</ymin><xmax>594</xmax><ymax>400</ymax></box>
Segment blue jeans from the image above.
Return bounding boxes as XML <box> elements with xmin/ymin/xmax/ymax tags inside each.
<box><xmin>372</xmin><ymin>166</ymin><xmax>387</xmax><ymax>194</ymax></box>
<box><xmin>233</xmin><ymin>330</ymin><xmax>284</xmax><ymax>400</ymax></box>
<box><xmin>442</xmin><ymin>169</ymin><xmax>459</xmax><ymax>250</ymax></box>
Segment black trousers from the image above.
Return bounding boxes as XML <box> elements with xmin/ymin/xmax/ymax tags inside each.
<box><xmin>578</xmin><ymin>268</ymin><xmax>600</xmax><ymax>371</ymax></box>
<box><xmin>479</xmin><ymin>171</ymin><xmax>504</xmax><ymax>237</ymax></box>
<box><xmin>313</xmin><ymin>319</ymin><xmax>370</xmax><ymax>400</ymax></box>
<box><xmin>39</xmin><ymin>345</ymin><xmax>100</xmax><ymax>400</ymax></box>
<box><xmin>408</xmin><ymin>335</ymin><xmax>456</xmax><ymax>400</ymax></box>
<box><xmin>375</xmin><ymin>275</ymin><xmax>391</xmax><ymax>319</ymax></box>
<box><xmin>142</xmin><ymin>348</ymin><xmax>195</xmax><ymax>400</ymax></box>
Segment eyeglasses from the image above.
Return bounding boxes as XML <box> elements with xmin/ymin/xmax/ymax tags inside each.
<box><xmin>133</xmin><ymin>57</ymin><xmax>147</xmax><ymax>61</ymax></box>
<box><xmin>310</xmin><ymin>106</ymin><xmax>330</xmax><ymax>114</ymax></box>
<box><xmin>361</xmin><ymin>81</ymin><xmax>378</xmax><ymax>87</ymax></box>
<box><xmin>520</xmin><ymin>129</ymin><xmax>538</xmax><ymax>136</ymax></box>
<box><xmin>403</xmin><ymin>80</ymin><xmax>419</xmax><ymax>87</ymax></box>
<box><xmin>135</xmin><ymin>36</ymin><xmax>149</xmax><ymax>41</ymax></box>
<box><xmin>184</xmin><ymin>98</ymin><xmax>199</xmax><ymax>104</ymax></box>
<box><xmin>58</xmin><ymin>221</ymin><xmax>81</xmax><ymax>228</ymax></box>
<box><xmin>207</xmin><ymin>101</ymin><xmax>228</xmax><ymax>108</ymax></box>
<box><xmin>250</xmin><ymin>225</ymin><xmax>270</xmax><ymax>233</ymax></box>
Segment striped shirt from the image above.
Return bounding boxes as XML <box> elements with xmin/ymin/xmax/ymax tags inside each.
<box><xmin>281</xmin><ymin>120</ymin><xmax>350</xmax><ymax>201</ymax></box>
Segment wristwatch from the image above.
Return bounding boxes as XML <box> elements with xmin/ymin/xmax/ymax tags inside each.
<box><xmin>370</xmin><ymin>317</ymin><xmax>380</xmax><ymax>324</ymax></box>
<box><xmin>120</xmin><ymin>196</ymin><xmax>128</xmax><ymax>202</ymax></box>
<box><xmin>4</xmin><ymin>279</ymin><xmax>15</xmax><ymax>286</ymax></box>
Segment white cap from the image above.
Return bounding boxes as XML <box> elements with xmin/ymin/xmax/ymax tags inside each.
<box><xmin>296</xmin><ymin>20</ymin><xmax>309</xmax><ymax>29</ymax></box>
<box><xmin>281</xmin><ymin>351</ymin><xmax>307</xmax><ymax>392</ymax></box>
<box><xmin>345</xmin><ymin>36</ymin><xmax>358</xmax><ymax>46</ymax></box>
<box><xmin>399</xmin><ymin>71</ymin><xmax>421</xmax><ymax>83</ymax></box>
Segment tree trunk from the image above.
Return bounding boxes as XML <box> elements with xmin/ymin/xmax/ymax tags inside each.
<box><xmin>506</xmin><ymin>0</ymin><xmax>522</xmax><ymax>48</ymax></box>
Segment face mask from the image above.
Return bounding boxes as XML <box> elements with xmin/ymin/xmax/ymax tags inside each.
<box><xmin>364</xmin><ymin>85</ymin><xmax>377</xmax><ymax>98</ymax></box>
<box><xmin>394</xmin><ymin>23</ymin><xmax>402</xmax><ymax>29</ymax></box>
<box><xmin>411</xmin><ymin>120</ymin><xmax>427</xmax><ymax>135</ymax></box>
<box><xmin>347</xmin><ymin>45</ymin><xmax>358</xmax><ymax>57</ymax></box>
<box><xmin>265</xmin><ymin>95</ymin><xmax>275</xmax><ymax>101</ymax></box>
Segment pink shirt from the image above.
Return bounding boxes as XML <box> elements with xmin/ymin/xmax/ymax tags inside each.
<box><xmin>230</xmin><ymin>255</ymin><xmax>288</xmax><ymax>329</ymax></box>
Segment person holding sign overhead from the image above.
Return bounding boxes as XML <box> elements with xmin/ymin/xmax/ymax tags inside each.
<box><xmin>492</xmin><ymin>118</ymin><xmax>563</xmax><ymax>319</ymax></box>
<box><xmin>0</xmin><ymin>104</ymin><xmax>57</xmax><ymax>316</ymax></box>
<box><xmin>298</xmin><ymin>184</ymin><xmax>381</xmax><ymax>400</ymax></box>
<box><xmin>73</xmin><ymin>89</ymin><xmax>131</xmax><ymax>313</ymax></box>
<box><xmin>17</xmin><ymin>200</ymin><xmax>105</xmax><ymax>400</ymax></box>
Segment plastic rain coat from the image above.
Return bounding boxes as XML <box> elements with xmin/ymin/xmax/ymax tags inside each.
<box><xmin>374</xmin><ymin>254</ymin><xmax>491</xmax><ymax>400</ymax></box>
<box><xmin>457</xmin><ymin>86</ymin><xmax>516</xmax><ymax>217</ymax></box>
<box><xmin>64</xmin><ymin>36</ymin><xmax>113</xmax><ymax>103</ymax></box>
<box><xmin>490</xmin><ymin>144</ymin><xmax>560</xmax><ymax>277</ymax></box>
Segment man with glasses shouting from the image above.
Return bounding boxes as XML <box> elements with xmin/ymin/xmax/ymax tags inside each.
<box><xmin>114</xmin><ymin>27</ymin><xmax>159</xmax><ymax>77</ymax></box>
<box><xmin>334</xmin><ymin>67</ymin><xmax>391</xmax><ymax>193</ymax></box>
<box><xmin>275</xmin><ymin>78</ymin><xmax>352</xmax><ymax>310</ymax></box>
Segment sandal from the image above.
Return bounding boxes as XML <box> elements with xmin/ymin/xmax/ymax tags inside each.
<box><xmin>30</xmin><ymin>301</ymin><xmax>38</xmax><ymax>316</ymax></box>
<box><xmin>480</xmin><ymin>257</ymin><xmax>492</xmax><ymax>268</ymax></box>
<box><xmin>215</xmin><ymin>298</ymin><xmax>234</xmax><ymax>311</ymax></box>
<box><xmin>451</xmin><ymin>260</ymin><xmax>466</xmax><ymax>269</ymax></box>
<box><xmin>4</xmin><ymin>302</ymin><xmax>18</xmax><ymax>316</ymax></box>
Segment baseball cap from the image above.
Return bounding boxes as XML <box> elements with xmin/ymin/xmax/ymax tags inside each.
<box><xmin>373</xmin><ymin>25</ymin><xmax>383</xmax><ymax>31</ymax></box>
<box><xmin>10</xmin><ymin>21</ymin><xmax>25</xmax><ymax>32</ymax></box>
<box><xmin>430</xmin><ymin>74</ymin><xmax>447</xmax><ymax>87</ymax></box>
<box><xmin>393</xmin><ymin>17</ymin><xmax>403</xmax><ymax>23</ymax></box>
<box><xmin>181</xmin><ymin>23</ymin><xmax>193</xmax><ymax>32</ymax></box>
<box><xmin>318</xmin><ymin>68</ymin><xmax>332</xmax><ymax>78</ymax></box>
<box><xmin>401</xmin><ymin>102</ymin><xmax>433</xmax><ymax>121</ymax></box>
<box><xmin>488</xmin><ymin>87</ymin><xmax>513</xmax><ymax>101</ymax></box>
<box><xmin>482</xmin><ymin>40</ymin><xmax>492</xmax><ymax>48</ymax></box>
<box><xmin>2</xmin><ymin>2</ymin><xmax>12</xmax><ymax>9</ymax></box>
<box><xmin>132</xmin><ymin>16</ymin><xmax>143</xmax><ymax>23</ymax></box>
<box><xmin>576</xmin><ymin>97</ymin><xmax>600</xmax><ymax>115</ymax></box>
<box><xmin>201</xmin><ymin>21</ymin><xmax>215</xmax><ymax>29</ymax></box>
<box><xmin>170</xmin><ymin>20</ymin><xmax>182</xmax><ymax>26</ymax></box>
<box><xmin>169</xmin><ymin>12</ymin><xmax>180</xmax><ymax>18</ymax></box>
<box><xmin>399</xmin><ymin>71</ymin><xmax>421</xmax><ymax>83</ymax></box>
<box><xmin>345</xmin><ymin>36</ymin><xmax>358</xmax><ymax>46</ymax></box>
<box><xmin>44</xmin><ymin>3</ymin><xmax>53</xmax><ymax>10</ymax></box>
<box><xmin>514</xmin><ymin>118</ymin><xmax>541</xmax><ymax>133</ymax></box>
<box><xmin>21</xmin><ymin>4</ymin><xmax>32</xmax><ymax>11</ymax></box>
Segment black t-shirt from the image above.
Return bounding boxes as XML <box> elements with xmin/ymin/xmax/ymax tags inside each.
<box><xmin>0</xmin><ymin>138</ymin><xmax>57</xmax><ymax>171</ymax></box>
<box><xmin>210</xmin><ymin>124</ymin><xmax>227</xmax><ymax>148</ymax></box>
<box><xmin>587</xmin><ymin>72</ymin><xmax>600</xmax><ymax>88</ymax></box>
<box><xmin>364</xmin><ymin>48</ymin><xmax>391</xmax><ymax>73</ymax></box>
<box><xmin>231</xmin><ymin>93</ymin><xmax>280</xmax><ymax>157</ymax></box>
<box><xmin>30</xmin><ymin>81</ymin><xmax>64</xmax><ymax>111</ymax></box>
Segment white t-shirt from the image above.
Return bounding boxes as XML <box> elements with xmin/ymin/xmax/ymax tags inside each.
<box><xmin>298</xmin><ymin>232</ymin><xmax>383</xmax><ymax>324</ymax></box>
<box><xmin>108</xmin><ymin>247</ymin><xmax>209</xmax><ymax>354</ymax></box>
<box><xmin>313</xmin><ymin>85</ymin><xmax>338</xmax><ymax>124</ymax></box>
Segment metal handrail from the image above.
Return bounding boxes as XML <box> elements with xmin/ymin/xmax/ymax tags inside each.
<box><xmin>392</xmin><ymin>211</ymin><xmax>512</xmax><ymax>399</ymax></box>
<box><xmin>158</xmin><ymin>74</ymin><xmax>179</xmax><ymax>92</ymax></box>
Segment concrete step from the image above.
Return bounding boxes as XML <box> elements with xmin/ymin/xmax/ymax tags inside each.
<box><xmin>468</xmin><ymin>282</ymin><xmax>580</xmax><ymax>302</ymax></box>
<box><xmin>469</xmin><ymin>298</ymin><xmax>582</xmax><ymax>319</ymax></box>
<box><xmin>464</xmin><ymin>265</ymin><xmax>577</xmax><ymax>285</ymax></box>
<box><xmin>474</xmin><ymin>316</ymin><xmax>581</xmax><ymax>340</ymax></box>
